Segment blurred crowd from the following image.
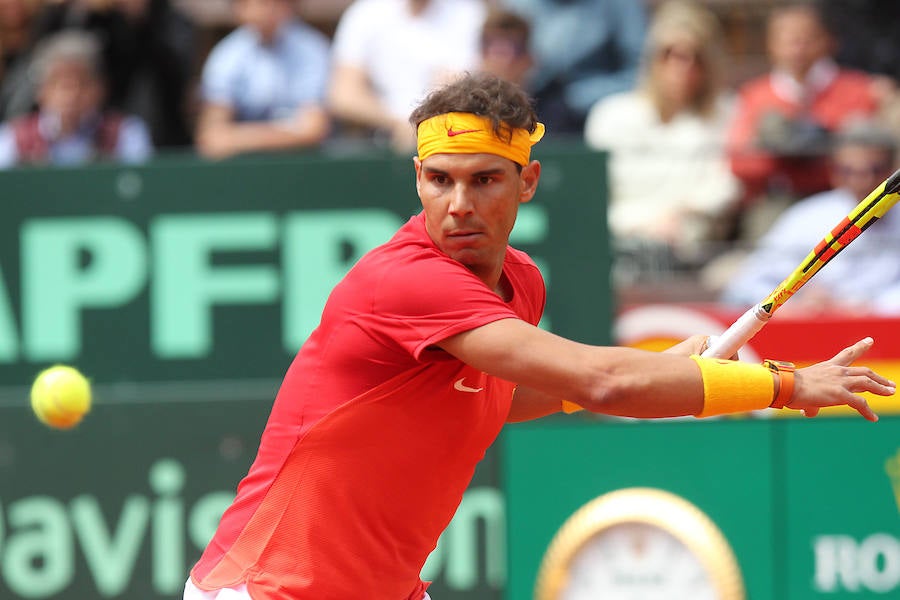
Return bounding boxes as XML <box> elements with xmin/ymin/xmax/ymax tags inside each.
<box><xmin>2</xmin><ymin>0</ymin><xmax>900</xmax><ymax>312</ymax></box>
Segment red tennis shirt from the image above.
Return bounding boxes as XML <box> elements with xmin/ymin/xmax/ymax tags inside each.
<box><xmin>191</xmin><ymin>212</ymin><xmax>545</xmax><ymax>599</ymax></box>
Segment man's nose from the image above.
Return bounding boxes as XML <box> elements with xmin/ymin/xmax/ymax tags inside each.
<box><xmin>448</xmin><ymin>184</ymin><xmax>474</xmax><ymax>214</ymax></box>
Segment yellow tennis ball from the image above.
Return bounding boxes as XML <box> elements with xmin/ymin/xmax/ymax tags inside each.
<box><xmin>30</xmin><ymin>365</ymin><xmax>92</xmax><ymax>429</ymax></box>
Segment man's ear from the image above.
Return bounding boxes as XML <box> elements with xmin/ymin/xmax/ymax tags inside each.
<box><xmin>413</xmin><ymin>156</ymin><xmax>422</xmax><ymax>196</ymax></box>
<box><xmin>519</xmin><ymin>160</ymin><xmax>541</xmax><ymax>204</ymax></box>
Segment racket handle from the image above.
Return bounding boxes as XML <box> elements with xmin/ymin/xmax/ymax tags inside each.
<box><xmin>702</xmin><ymin>304</ymin><xmax>771</xmax><ymax>359</ymax></box>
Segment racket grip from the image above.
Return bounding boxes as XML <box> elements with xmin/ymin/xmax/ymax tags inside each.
<box><xmin>701</xmin><ymin>304</ymin><xmax>771</xmax><ymax>359</ymax></box>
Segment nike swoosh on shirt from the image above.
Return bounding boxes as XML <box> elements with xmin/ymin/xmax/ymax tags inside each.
<box><xmin>447</xmin><ymin>128</ymin><xmax>480</xmax><ymax>137</ymax></box>
<box><xmin>454</xmin><ymin>378</ymin><xmax>484</xmax><ymax>393</ymax></box>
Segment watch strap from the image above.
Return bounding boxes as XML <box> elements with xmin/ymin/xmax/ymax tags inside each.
<box><xmin>763</xmin><ymin>359</ymin><xmax>795</xmax><ymax>409</ymax></box>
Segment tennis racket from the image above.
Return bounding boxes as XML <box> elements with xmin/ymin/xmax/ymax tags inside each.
<box><xmin>703</xmin><ymin>167</ymin><xmax>900</xmax><ymax>359</ymax></box>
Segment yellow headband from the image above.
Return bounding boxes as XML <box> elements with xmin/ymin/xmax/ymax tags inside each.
<box><xmin>416</xmin><ymin>112</ymin><xmax>545</xmax><ymax>165</ymax></box>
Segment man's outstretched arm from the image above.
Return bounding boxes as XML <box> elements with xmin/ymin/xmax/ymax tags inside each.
<box><xmin>439</xmin><ymin>319</ymin><xmax>894</xmax><ymax>422</ymax></box>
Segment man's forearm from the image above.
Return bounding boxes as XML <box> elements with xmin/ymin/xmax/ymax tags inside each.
<box><xmin>507</xmin><ymin>385</ymin><xmax>565</xmax><ymax>422</ymax></box>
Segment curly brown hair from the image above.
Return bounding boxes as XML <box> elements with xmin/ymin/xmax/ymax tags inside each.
<box><xmin>408</xmin><ymin>72</ymin><xmax>539</xmax><ymax>144</ymax></box>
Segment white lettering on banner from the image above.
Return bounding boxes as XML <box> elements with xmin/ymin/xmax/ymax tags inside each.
<box><xmin>422</xmin><ymin>487</ymin><xmax>506</xmax><ymax>589</ymax></box>
<box><xmin>814</xmin><ymin>534</ymin><xmax>900</xmax><ymax>593</ymax></box>
<box><xmin>0</xmin><ymin>459</ymin><xmax>228</xmax><ymax>598</ymax></box>
<box><xmin>0</xmin><ymin>459</ymin><xmax>505</xmax><ymax>598</ymax></box>
<box><xmin>22</xmin><ymin>217</ymin><xmax>147</xmax><ymax>359</ymax></box>
<box><xmin>0</xmin><ymin>206</ymin><xmax>548</xmax><ymax>364</ymax></box>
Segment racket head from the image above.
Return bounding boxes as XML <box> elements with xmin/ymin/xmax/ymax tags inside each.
<box><xmin>761</xmin><ymin>169</ymin><xmax>900</xmax><ymax>315</ymax></box>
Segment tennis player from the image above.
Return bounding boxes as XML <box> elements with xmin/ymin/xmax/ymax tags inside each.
<box><xmin>184</xmin><ymin>72</ymin><xmax>895</xmax><ymax>600</ymax></box>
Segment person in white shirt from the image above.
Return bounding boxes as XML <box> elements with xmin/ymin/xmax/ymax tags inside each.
<box><xmin>721</xmin><ymin>119</ymin><xmax>900</xmax><ymax>315</ymax></box>
<box><xmin>584</xmin><ymin>0</ymin><xmax>740</xmax><ymax>273</ymax></box>
<box><xmin>326</xmin><ymin>0</ymin><xmax>486</xmax><ymax>152</ymax></box>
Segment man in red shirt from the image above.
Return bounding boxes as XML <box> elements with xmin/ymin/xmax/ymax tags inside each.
<box><xmin>727</xmin><ymin>4</ymin><xmax>882</xmax><ymax>205</ymax></box>
<box><xmin>185</xmin><ymin>72</ymin><xmax>894</xmax><ymax>600</ymax></box>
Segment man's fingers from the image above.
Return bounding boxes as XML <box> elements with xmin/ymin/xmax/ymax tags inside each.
<box><xmin>801</xmin><ymin>398</ymin><xmax>878</xmax><ymax>422</ymax></box>
<box><xmin>830</xmin><ymin>337</ymin><xmax>874</xmax><ymax>366</ymax></box>
<box><xmin>848</xmin><ymin>396</ymin><xmax>879</xmax><ymax>422</ymax></box>
<box><xmin>846</xmin><ymin>372</ymin><xmax>897</xmax><ymax>396</ymax></box>
<box><xmin>839</xmin><ymin>367</ymin><xmax>896</xmax><ymax>395</ymax></box>
<box><xmin>789</xmin><ymin>338</ymin><xmax>892</xmax><ymax>423</ymax></box>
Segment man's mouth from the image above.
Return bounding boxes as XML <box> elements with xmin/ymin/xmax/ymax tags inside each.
<box><xmin>448</xmin><ymin>229</ymin><xmax>481</xmax><ymax>238</ymax></box>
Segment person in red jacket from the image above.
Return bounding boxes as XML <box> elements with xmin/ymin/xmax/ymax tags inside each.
<box><xmin>184</xmin><ymin>72</ymin><xmax>894</xmax><ymax>600</ymax></box>
<box><xmin>727</xmin><ymin>3</ymin><xmax>881</xmax><ymax>209</ymax></box>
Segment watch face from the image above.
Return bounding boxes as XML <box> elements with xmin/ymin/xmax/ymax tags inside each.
<box><xmin>560</xmin><ymin>522</ymin><xmax>717</xmax><ymax>600</ymax></box>
<box><xmin>535</xmin><ymin>488</ymin><xmax>745</xmax><ymax>600</ymax></box>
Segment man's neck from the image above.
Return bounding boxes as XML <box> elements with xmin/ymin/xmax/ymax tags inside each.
<box><xmin>468</xmin><ymin>259</ymin><xmax>508</xmax><ymax>301</ymax></box>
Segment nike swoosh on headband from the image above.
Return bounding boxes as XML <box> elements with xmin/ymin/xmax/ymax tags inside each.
<box><xmin>447</xmin><ymin>128</ymin><xmax>480</xmax><ymax>137</ymax></box>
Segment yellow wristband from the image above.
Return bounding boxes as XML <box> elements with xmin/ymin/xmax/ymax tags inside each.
<box><xmin>561</xmin><ymin>399</ymin><xmax>583</xmax><ymax>414</ymax></box>
<box><xmin>690</xmin><ymin>355</ymin><xmax>775</xmax><ymax>417</ymax></box>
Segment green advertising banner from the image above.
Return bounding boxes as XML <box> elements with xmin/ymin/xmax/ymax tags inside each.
<box><xmin>503</xmin><ymin>416</ymin><xmax>900</xmax><ymax>600</ymax></box>
<box><xmin>0</xmin><ymin>145</ymin><xmax>610</xmax><ymax>388</ymax></box>
<box><xmin>785</xmin><ymin>419</ymin><xmax>900</xmax><ymax>598</ymax></box>
<box><xmin>0</xmin><ymin>397</ymin><xmax>506</xmax><ymax>599</ymax></box>
<box><xmin>0</xmin><ymin>146</ymin><xmax>611</xmax><ymax>599</ymax></box>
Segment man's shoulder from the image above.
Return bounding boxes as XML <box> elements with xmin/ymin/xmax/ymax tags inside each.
<box><xmin>283</xmin><ymin>20</ymin><xmax>331</xmax><ymax>51</ymax></box>
<box><xmin>434</xmin><ymin>0</ymin><xmax>487</xmax><ymax>19</ymax></box>
<box><xmin>832</xmin><ymin>68</ymin><xmax>875</xmax><ymax>86</ymax></box>
<box><xmin>772</xmin><ymin>189</ymin><xmax>855</xmax><ymax>230</ymax></box>
<box><xmin>826</xmin><ymin>69</ymin><xmax>878</xmax><ymax>100</ymax></box>
<box><xmin>351</xmin><ymin>216</ymin><xmax>441</xmax><ymax>269</ymax></box>
<box><xmin>505</xmin><ymin>245</ymin><xmax>540</xmax><ymax>270</ymax></box>
<box><xmin>337</xmin><ymin>0</ymin><xmax>395</xmax><ymax>22</ymax></box>
<box><xmin>206</xmin><ymin>27</ymin><xmax>256</xmax><ymax>64</ymax></box>
<box><xmin>792</xmin><ymin>188</ymin><xmax>855</xmax><ymax>211</ymax></box>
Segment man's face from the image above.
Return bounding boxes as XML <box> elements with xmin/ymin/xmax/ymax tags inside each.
<box><xmin>414</xmin><ymin>152</ymin><xmax>539</xmax><ymax>280</ymax></box>
<box><xmin>38</xmin><ymin>60</ymin><xmax>103</xmax><ymax>127</ymax></box>
<box><xmin>768</xmin><ymin>11</ymin><xmax>832</xmax><ymax>77</ymax></box>
<box><xmin>480</xmin><ymin>36</ymin><xmax>533</xmax><ymax>87</ymax></box>
<box><xmin>235</xmin><ymin>0</ymin><xmax>292</xmax><ymax>40</ymax></box>
<box><xmin>830</xmin><ymin>144</ymin><xmax>895</xmax><ymax>200</ymax></box>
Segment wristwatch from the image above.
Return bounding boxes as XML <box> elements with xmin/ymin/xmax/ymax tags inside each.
<box><xmin>763</xmin><ymin>359</ymin><xmax>796</xmax><ymax>409</ymax></box>
<box><xmin>534</xmin><ymin>487</ymin><xmax>745</xmax><ymax>600</ymax></box>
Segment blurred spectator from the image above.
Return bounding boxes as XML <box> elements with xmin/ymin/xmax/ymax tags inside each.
<box><xmin>195</xmin><ymin>0</ymin><xmax>331</xmax><ymax>159</ymax></box>
<box><xmin>103</xmin><ymin>0</ymin><xmax>196</xmax><ymax>148</ymax></box>
<box><xmin>584</xmin><ymin>0</ymin><xmax>740</xmax><ymax>272</ymax></box>
<box><xmin>327</xmin><ymin>0</ymin><xmax>486</xmax><ymax>153</ymax></box>
<box><xmin>497</xmin><ymin>0</ymin><xmax>647</xmax><ymax>138</ymax></box>
<box><xmin>0</xmin><ymin>0</ymin><xmax>40</xmax><ymax>118</ymax></box>
<box><xmin>10</xmin><ymin>0</ymin><xmax>196</xmax><ymax>148</ymax></box>
<box><xmin>720</xmin><ymin>118</ymin><xmax>900</xmax><ymax>315</ymax></box>
<box><xmin>0</xmin><ymin>0</ymin><xmax>35</xmax><ymax>73</ymax></box>
<box><xmin>727</xmin><ymin>3</ymin><xmax>881</xmax><ymax>209</ymax></box>
<box><xmin>478</xmin><ymin>7</ymin><xmax>533</xmax><ymax>87</ymax></box>
<box><xmin>0</xmin><ymin>30</ymin><xmax>153</xmax><ymax>167</ymax></box>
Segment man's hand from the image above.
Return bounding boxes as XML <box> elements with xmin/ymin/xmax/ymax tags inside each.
<box><xmin>664</xmin><ymin>335</ymin><xmax>739</xmax><ymax>360</ymax></box>
<box><xmin>789</xmin><ymin>337</ymin><xmax>895</xmax><ymax>422</ymax></box>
